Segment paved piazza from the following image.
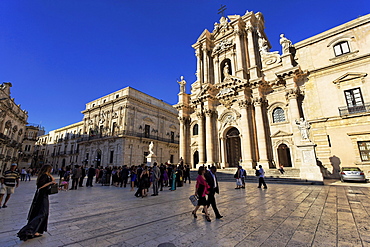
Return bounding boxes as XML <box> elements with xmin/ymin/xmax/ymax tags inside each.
<box><xmin>1</xmin><ymin>177</ymin><xmax>370</xmax><ymax>247</ymax></box>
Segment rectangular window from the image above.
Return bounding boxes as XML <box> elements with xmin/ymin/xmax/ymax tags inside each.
<box><xmin>170</xmin><ymin>155</ymin><xmax>174</xmax><ymax>164</ymax></box>
<box><xmin>110</xmin><ymin>150</ymin><xmax>114</xmax><ymax>163</ymax></box>
<box><xmin>171</xmin><ymin>131</ymin><xmax>175</xmax><ymax>143</ymax></box>
<box><xmin>358</xmin><ymin>141</ymin><xmax>370</xmax><ymax>162</ymax></box>
<box><xmin>344</xmin><ymin>88</ymin><xmax>365</xmax><ymax>113</ymax></box>
<box><xmin>144</xmin><ymin>125</ymin><xmax>150</xmax><ymax>138</ymax></box>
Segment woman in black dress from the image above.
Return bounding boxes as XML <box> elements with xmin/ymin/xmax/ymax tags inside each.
<box><xmin>140</xmin><ymin>166</ymin><xmax>150</xmax><ymax>197</ymax></box>
<box><xmin>17</xmin><ymin>164</ymin><xmax>56</xmax><ymax>241</ymax></box>
<box><xmin>191</xmin><ymin>166</ymin><xmax>211</xmax><ymax>222</ymax></box>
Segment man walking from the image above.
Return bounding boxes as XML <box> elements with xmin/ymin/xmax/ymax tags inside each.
<box><xmin>151</xmin><ymin>162</ymin><xmax>160</xmax><ymax>196</ymax></box>
<box><xmin>257</xmin><ymin>165</ymin><xmax>267</xmax><ymax>189</ymax></box>
<box><xmin>0</xmin><ymin>163</ymin><xmax>20</xmax><ymax>208</ymax></box>
<box><xmin>205</xmin><ymin>166</ymin><xmax>223</xmax><ymax>219</ymax></box>
<box><xmin>120</xmin><ymin>165</ymin><xmax>129</xmax><ymax>188</ymax></box>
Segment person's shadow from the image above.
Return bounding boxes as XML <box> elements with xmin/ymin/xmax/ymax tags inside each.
<box><xmin>329</xmin><ymin>155</ymin><xmax>341</xmax><ymax>179</ymax></box>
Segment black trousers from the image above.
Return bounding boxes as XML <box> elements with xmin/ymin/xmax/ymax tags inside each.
<box><xmin>71</xmin><ymin>178</ymin><xmax>79</xmax><ymax>189</ymax></box>
<box><xmin>207</xmin><ymin>191</ymin><xmax>221</xmax><ymax>217</ymax></box>
<box><xmin>258</xmin><ymin>177</ymin><xmax>267</xmax><ymax>188</ymax></box>
<box><xmin>86</xmin><ymin>176</ymin><xmax>94</xmax><ymax>187</ymax></box>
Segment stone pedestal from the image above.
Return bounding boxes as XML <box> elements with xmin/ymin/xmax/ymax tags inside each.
<box><xmin>146</xmin><ymin>154</ymin><xmax>157</xmax><ymax>167</ymax></box>
<box><xmin>297</xmin><ymin>141</ymin><xmax>323</xmax><ymax>184</ymax></box>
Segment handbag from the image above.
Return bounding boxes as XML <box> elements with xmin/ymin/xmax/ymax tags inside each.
<box><xmin>189</xmin><ymin>194</ymin><xmax>198</xmax><ymax>206</ymax></box>
<box><xmin>49</xmin><ymin>183</ymin><xmax>59</xmax><ymax>195</ymax></box>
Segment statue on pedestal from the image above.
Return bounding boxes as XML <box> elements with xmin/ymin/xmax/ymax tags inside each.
<box><xmin>296</xmin><ymin>118</ymin><xmax>310</xmax><ymax>140</ymax></box>
<box><xmin>178</xmin><ymin>76</ymin><xmax>186</xmax><ymax>93</ymax></box>
<box><xmin>280</xmin><ymin>34</ymin><xmax>293</xmax><ymax>54</ymax></box>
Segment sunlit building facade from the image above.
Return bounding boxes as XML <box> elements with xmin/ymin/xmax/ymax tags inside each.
<box><xmin>36</xmin><ymin>87</ymin><xmax>179</xmax><ymax>169</ymax></box>
<box><xmin>176</xmin><ymin>12</ymin><xmax>370</xmax><ymax>181</ymax></box>
<box><xmin>0</xmin><ymin>82</ymin><xmax>28</xmax><ymax>173</ymax></box>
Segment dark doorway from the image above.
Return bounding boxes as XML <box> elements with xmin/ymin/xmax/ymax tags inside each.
<box><xmin>277</xmin><ymin>144</ymin><xmax>292</xmax><ymax>167</ymax></box>
<box><xmin>226</xmin><ymin>128</ymin><xmax>242</xmax><ymax>167</ymax></box>
<box><xmin>193</xmin><ymin>151</ymin><xmax>199</xmax><ymax>169</ymax></box>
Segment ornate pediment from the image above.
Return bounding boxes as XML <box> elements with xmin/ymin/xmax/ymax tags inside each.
<box><xmin>213</xmin><ymin>16</ymin><xmax>234</xmax><ymax>41</ymax></box>
<box><xmin>191</xmin><ymin>83</ymin><xmax>218</xmax><ymax>104</ymax></box>
<box><xmin>271</xmin><ymin>130</ymin><xmax>293</xmax><ymax>138</ymax></box>
<box><xmin>143</xmin><ymin>116</ymin><xmax>154</xmax><ymax>123</ymax></box>
<box><xmin>333</xmin><ymin>72</ymin><xmax>367</xmax><ymax>88</ymax></box>
<box><xmin>190</xmin><ymin>141</ymin><xmax>198</xmax><ymax>147</ymax></box>
<box><xmin>169</xmin><ymin>124</ymin><xmax>177</xmax><ymax>130</ymax></box>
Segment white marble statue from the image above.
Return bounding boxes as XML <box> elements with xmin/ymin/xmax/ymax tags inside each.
<box><xmin>149</xmin><ymin>141</ymin><xmax>155</xmax><ymax>155</ymax></box>
<box><xmin>178</xmin><ymin>76</ymin><xmax>186</xmax><ymax>93</ymax></box>
<box><xmin>280</xmin><ymin>34</ymin><xmax>293</xmax><ymax>54</ymax></box>
<box><xmin>296</xmin><ymin>118</ymin><xmax>310</xmax><ymax>140</ymax></box>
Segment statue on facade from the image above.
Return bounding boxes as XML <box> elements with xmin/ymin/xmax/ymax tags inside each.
<box><xmin>258</xmin><ymin>37</ymin><xmax>269</xmax><ymax>54</ymax></box>
<box><xmin>178</xmin><ymin>76</ymin><xmax>186</xmax><ymax>93</ymax></box>
<box><xmin>280</xmin><ymin>34</ymin><xmax>293</xmax><ymax>54</ymax></box>
<box><xmin>223</xmin><ymin>63</ymin><xmax>230</xmax><ymax>77</ymax></box>
<box><xmin>296</xmin><ymin>118</ymin><xmax>310</xmax><ymax>140</ymax></box>
<box><xmin>149</xmin><ymin>141</ymin><xmax>155</xmax><ymax>155</ymax></box>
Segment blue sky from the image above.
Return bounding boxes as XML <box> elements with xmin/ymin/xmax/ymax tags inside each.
<box><xmin>0</xmin><ymin>0</ymin><xmax>368</xmax><ymax>132</ymax></box>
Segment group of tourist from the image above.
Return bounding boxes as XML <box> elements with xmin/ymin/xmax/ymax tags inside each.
<box><xmin>56</xmin><ymin>162</ymin><xmax>192</xmax><ymax>197</ymax></box>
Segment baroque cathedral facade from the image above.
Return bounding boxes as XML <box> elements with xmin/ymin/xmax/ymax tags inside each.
<box><xmin>176</xmin><ymin>11</ymin><xmax>370</xmax><ymax>181</ymax></box>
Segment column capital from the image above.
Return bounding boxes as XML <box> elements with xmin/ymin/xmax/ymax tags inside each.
<box><xmin>196</xmin><ymin>111</ymin><xmax>204</xmax><ymax>118</ymax></box>
<box><xmin>285</xmin><ymin>88</ymin><xmax>300</xmax><ymax>100</ymax></box>
<box><xmin>238</xmin><ymin>99</ymin><xmax>251</xmax><ymax>109</ymax></box>
<box><xmin>204</xmin><ymin>109</ymin><xmax>214</xmax><ymax>117</ymax></box>
<box><xmin>253</xmin><ymin>97</ymin><xmax>267</xmax><ymax>107</ymax></box>
<box><xmin>178</xmin><ymin>116</ymin><xmax>189</xmax><ymax>123</ymax></box>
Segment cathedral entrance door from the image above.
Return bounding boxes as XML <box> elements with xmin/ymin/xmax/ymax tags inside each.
<box><xmin>226</xmin><ymin>128</ymin><xmax>242</xmax><ymax>167</ymax></box>
<box><xmin>277</xmin><ymin>144</ymin><xmax>292</xmax><ymax>167</ymax></box>
<box><xmin>193</xmin><ymin>151</ymin><xmax>199</xmax><ymax>169</ymax></box>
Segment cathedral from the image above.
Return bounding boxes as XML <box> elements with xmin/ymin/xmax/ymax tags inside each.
<box><xmin>175</xmin><ymin>11</ymin><xmax>370</xmax><ymax>182</ymax></box>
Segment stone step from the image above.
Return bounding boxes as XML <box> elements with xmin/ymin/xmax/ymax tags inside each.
<box><xmin>190</xmin><ymin>170</ymin><xmax>318</xmax><ymax>185</ymax></box>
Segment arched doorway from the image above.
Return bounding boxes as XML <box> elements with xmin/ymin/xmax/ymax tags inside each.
<box><xmin>193</xmin><ymin>151</ymin><xmax>199</xmax><ymax>169</ymax></box>
<box><xmin>277</xmin><ymin>144</ymin><xmax>292</xmax><ymax>167</ymax></box>
<box><xmin>226</xmin><ymin>128</ymin><xmax>242</xmax><ymax>167</ymax></box>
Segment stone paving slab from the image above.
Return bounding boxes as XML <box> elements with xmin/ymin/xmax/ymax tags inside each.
<box><xmin>0</xmin><ymin>178</ymin><xmax>369</xmax><ymax>247</ymax></box>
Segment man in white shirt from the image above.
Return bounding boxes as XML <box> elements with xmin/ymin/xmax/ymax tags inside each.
<box><xmin>257</xmin><ymin>165</ymin><xmax>267</xmax><ymax>189</ymax></box>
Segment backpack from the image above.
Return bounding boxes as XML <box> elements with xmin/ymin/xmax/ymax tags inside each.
<box><xmin>255</xmin><ymin>170</ymin><xmax>260</xmax><ymax>177</ymax></box>
<box><xmin>243</xmin><ymin>170</ymin><xmax>247</xmax><ymax>177</ymax></box>
<box><xmin>234</xmin><ymin>171</ymin><xmax>238</xmax><ymax>178</ymax></box>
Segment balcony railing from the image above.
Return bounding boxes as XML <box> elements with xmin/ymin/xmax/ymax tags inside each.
<box><xmin>77</xmin><ymin>130</ymin><xmax>179</xmax><ymax>144</ymax></box>
<box><xmin>339</xmin><ymin>103</ymin><xmax>370</xmax><ymax>116</ymax></box>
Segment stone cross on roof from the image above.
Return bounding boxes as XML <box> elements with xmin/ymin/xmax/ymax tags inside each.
<box><xmin>218</xmin><ymin>4</ymin><xmax>227</xmax><ymax>17</ymax></box>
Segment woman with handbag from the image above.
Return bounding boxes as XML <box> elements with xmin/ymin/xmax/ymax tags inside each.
<box><xmin>191</xmin><ymin>166</ymin><xmax>211</xmax><ymax>222</ymax></box>
<box><xmin>17</xmin><ymin>164</ymin><xmax>56</xmax><ymax>241</ymax></box>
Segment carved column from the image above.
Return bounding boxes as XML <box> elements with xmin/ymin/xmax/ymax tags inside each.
<box><xmin>214</xmin><ymin>58</ymin><xmax>220</xmax><ymax>84</ymax></box>
<box><xmin>234</xmin><ymin>29</ymin><xmax>246</xmax><ymax>78</ymax></box>
<box><xmin>239</xmin><ymin>100</ymin><xmax>253</xmax><ymax>167</ymax></box>
<box><xmin>195</xmin><ymin>49</ymin><xmax>203</xmax><ymax>84</ymax></box>
<box><xmin>205</xmin><ymin>109</ymin><xmax>215</xmax><ymax>165</ymax></box>
<box><xmin>197</xmin><ymin>111</ymin><xmax>206</xmax><ymax>165</ymax></box>
<box><xmin>202</xmin><ymin>47</ymin><xmax>209</xmax><ymax>84</ymax></box>
<box><xmin>253</xmin><ymin>98</ymin><xmax>269</xmax><ymax>166</ymax></box>
<box><xmin>286</xmin><ymin>88</ymin><xmax>301</xmax><ymax>121</ymax></box>
<box><xmin>246</xmin><ymin>26</ymin><xmax>258</xmax><ymax>79</ymax></box>
<box><xmin>178</xmin><ymin>116</ymin><xmax>188</xmax><ymax>164</ymax></box>
<box><xmin>220</xmin><ymin>137</ymin><xmax>227</xmax><ymax>169</ymax></box>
